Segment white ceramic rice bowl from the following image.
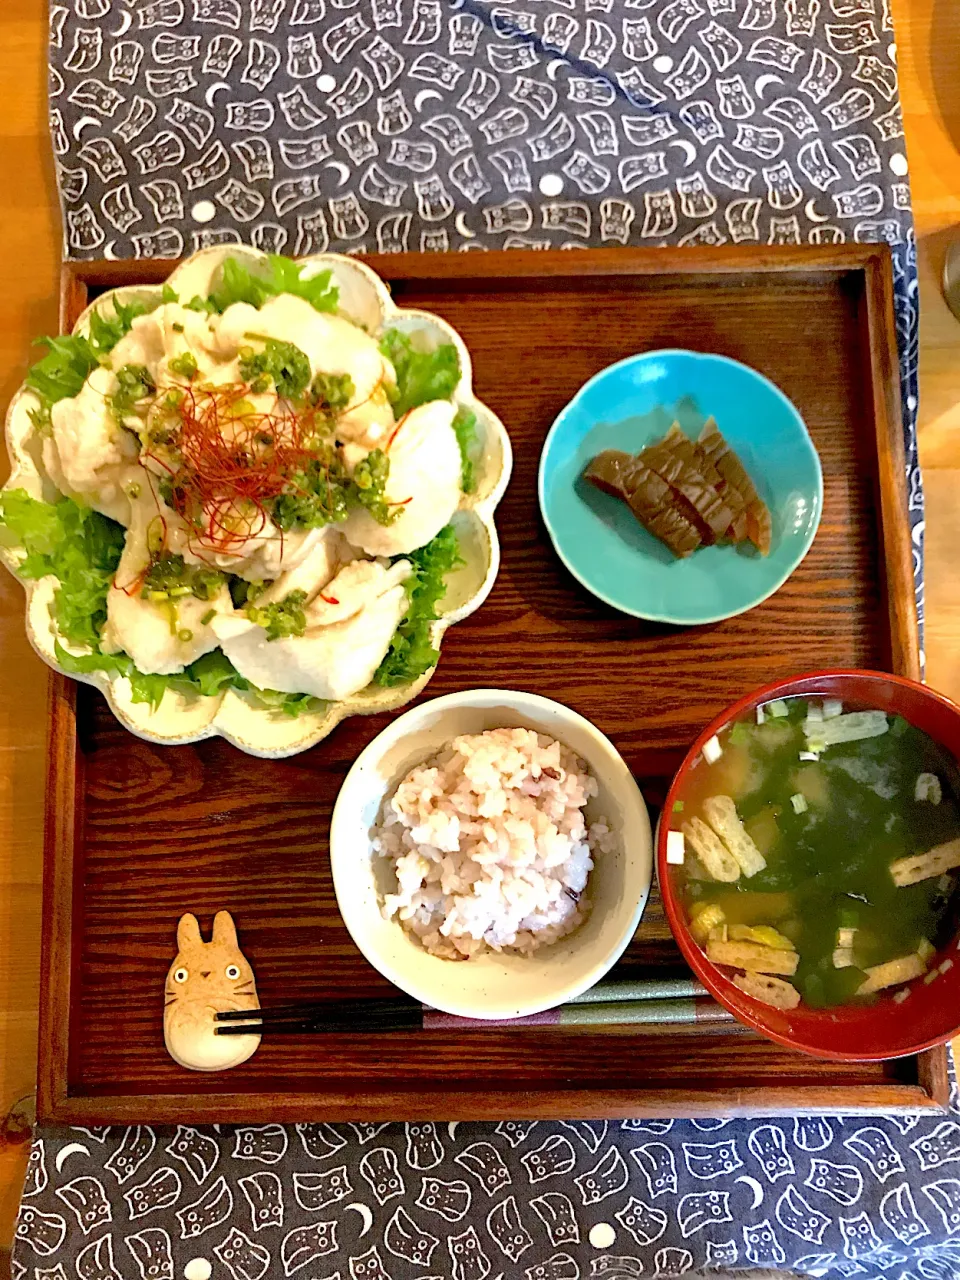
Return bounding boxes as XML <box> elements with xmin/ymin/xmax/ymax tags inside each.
<box><xmin>330</xmin><ymin>688</ymin><xmax>653</xmax><ymax>1019</ymax></box>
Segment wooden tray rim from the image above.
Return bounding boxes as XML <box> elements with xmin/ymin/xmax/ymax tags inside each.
<box><xmin>39</xmin><ymin>244</ymin><xmax>941</xmax><ymax>1122</ymax></box>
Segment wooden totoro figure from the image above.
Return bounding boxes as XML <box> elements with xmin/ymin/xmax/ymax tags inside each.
<box><xmin>163</xmin><ymin>911</ymin><xmax>261</xmax><ymax>1072</ymax></box>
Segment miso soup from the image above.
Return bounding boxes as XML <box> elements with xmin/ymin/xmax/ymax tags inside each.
<box><xmin>669</xmin><ymin>696</ymin><xmax>960</xmax><ymax>1011</ymax></box>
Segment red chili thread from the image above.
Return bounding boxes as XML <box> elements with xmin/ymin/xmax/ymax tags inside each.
<box><xmin>386</xmin><ymin>410</ymin><xmax>411</xmax><ymax>452</ymax></box>
<box><xmin>146</xmin><ymin>381</ymin><xmax>335</xmax><ymax>555</ymax></box>
<box><xmin>109</xmin><ymin>370</ymin><xmax>399</xmax><ymax>571</ymax></box>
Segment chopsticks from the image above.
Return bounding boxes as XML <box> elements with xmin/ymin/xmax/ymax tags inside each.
<box><xmin>214</xmin><ymin>977</ymin><xmax>735</xmax><ymax>1036</ymax></box>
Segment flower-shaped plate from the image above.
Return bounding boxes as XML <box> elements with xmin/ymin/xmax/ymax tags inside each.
<box><xmin>1</xmin><ymin>246</ymin><xmax>512</xmax><ymax>757</ymax></box>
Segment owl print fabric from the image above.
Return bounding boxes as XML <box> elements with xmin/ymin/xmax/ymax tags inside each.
<box><xmin>49</xmin><ymin>0</ymin><xmax>924</xmax><ymax>642</ymax></box>
<box><xmin>16</xmin><ymin>1110</ymin><xmax>960</xmax><ymax>1279</ymax></box>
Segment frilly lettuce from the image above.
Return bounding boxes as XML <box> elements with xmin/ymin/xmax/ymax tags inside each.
<box><xmin>375</xmin><ymin>523</ymin><xmax>462</xmax><ymax>687</ymax></box>
<box><xmin>8</xmin><ymin>257</ymin><xmax>465</xmax><ymax>713</ymax></box>
<box><xmin>0</xmin><ymin>490</ymin><xmax>125</xmax><ymax>649</ymax></box>
<box><xmin>379</xmin><ymin>329</ymin><xmax>461</xmax><ymax>417</ymax></box>
<box><xmin>1</xmin><ymin>489</ymin><xmax>455</xmax><ymax>713</ymax></box>
<box><xmin>202</xmin><ymin>255</ymin><xmax>339</xmax><ymax>315</ymax></box>
<box><xmin>452</xmin><ymin>406</ymin><xmax>479</xmax><ymax>494</ymax></box>
<box><xmin>26</xmin><ymin>284</ymin><xmax>177</xmax><ymax>425</ymax></box>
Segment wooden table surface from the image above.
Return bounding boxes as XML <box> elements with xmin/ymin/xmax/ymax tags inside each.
<box><xmin>0</xmin><ymin>0</ymin><xmax>958</xmax><ymax>1253</ymax></box>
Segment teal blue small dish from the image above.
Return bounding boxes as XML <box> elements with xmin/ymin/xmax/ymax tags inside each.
<box><xmin>538</xmin><ymin>350</ymin><xmax>823</xmax><ymax>626</ymax></box>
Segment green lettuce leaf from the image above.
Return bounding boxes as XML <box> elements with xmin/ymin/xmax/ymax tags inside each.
<box><xmin>3</xmin><ymin>492</ymin><xmax>327</xmax><ymax>716</ymax></box>
<box><xmin>452</xmin><ymin>405</ymin><xmax>479</xmax><ymax>494</ymax></box>
<box><xmin>186</xmin><ymin>649</ymin><xmax>249</xmax><ymax>696</ymax></box>
<box><xmin>379</xmin><ymin>330</ymin><xmax>461</xmax><ymax>417</ymax></box>
<box><xmin>25</xmin><ymin>285</ymin><xmax>177</xmax><ymax>421</ymax></box>
<box><xmin>54</xmin><ymin>642</ymin><xmax>229</xmax><ymax>713</ymax></box>
<box><xmin>86</xmin><ymin>285</ymin><xmax>176</xmax><ymax>354</ymax></box>
<box><xmin>248</xmin><ymin>686</ymin><xmax>326</xmax><ymax>718</ymax></box>
<box><xmin>54</xmin><ymin>641</ymin><xmax>131</xmax><ymax>679</ymax></box>
<box><xmin>207</xmin><ymin>255</ymin><xmax>338</xmax><ymax>315</ymax></box>
<box><xmin>0</xmin><ymin>490</ymin><xmax>124</xmax><ymax>648</ymax></box>
<box><xmin>25</xmin><ymin>334</ymin><xmax>100</xmax><ymax>409</ymax></box>
<box><xmin>374</xmin><ymin>524</ymin><xmax>462</xmax><ymax>687</ymax></box>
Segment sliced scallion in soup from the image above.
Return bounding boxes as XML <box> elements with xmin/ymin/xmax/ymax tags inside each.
<box><xmin>671</xmin><ymin>697</ymin><xmax>960</xmax><ymax>1011</ymax></box>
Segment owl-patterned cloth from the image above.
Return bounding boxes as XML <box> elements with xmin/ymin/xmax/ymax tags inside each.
<box><xmin>49</xmin><ymin>0</ymin><xmax>923</xmax><ymax>645</ymax></box>
<box><xmin>15</xmin><ymin>1089</ymin><xmax>960</xmax><ymax>1280</ymax></box>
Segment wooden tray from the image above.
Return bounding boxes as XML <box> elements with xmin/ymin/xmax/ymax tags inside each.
<box><xmin>39</xmin><ymin>245</ymin><xmax>946</xmax><ymax>1124</ymax></box>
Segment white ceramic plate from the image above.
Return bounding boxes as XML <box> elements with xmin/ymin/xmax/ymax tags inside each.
<box><xmin>329</xmin><ymin>689</ymin><xmax>653</xmax><ymax>1019</ymax></box>
<box><xmin>0</xmin><ymin>246</ymin><xmax>512</xmax><ymax>757</ymax></box>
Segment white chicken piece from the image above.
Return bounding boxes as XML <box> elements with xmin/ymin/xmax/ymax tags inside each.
<box><xmin>100</xmin><ymin>494</ymin><xmax>235</xmax><ymax>676</ymax></box>
<box><xmin>215</xmin><ymin>295</ymin><xmax>396</xmax><ymax>447</ymax></box>
<box><xmin>106</xmin><ymin>307</ymin><xmax>169</xmax><ymax>374</ymax></box>
<box><xmin>300</xmin><ymin>559</ymin><xmax>403</xmax><ymax>624</ymax></box>
<box><xmin>211</xmin><ymin>560</ymin><xmax>411</xmax><ymax>701</ymax></box>
<box><xmin>108</xmin><ymin>304</ymin><xmax>225</xmax><ymax>386</ymax></box>
<box><xmin>242</xmin><ymin>524</ymin><xmax>344</xmax><ymax>582</ymax></box>
<box><xmin>253</xmin><ymin>528</ymin><xmax>352</xmax><ymax>606</ymax></box>
<box><xmin>165</xmin><ymin>510</ymin><xmax>337</xmax><ymax>584</ymax></box>
<box><xmin>45</xmin><ymin>370</ymin><xmax>142</xmax><ymax>525</ymax></box>
<box><xmin>344</xmin><ymin>400</ymin><xmax>461</xmax><ymax>556</ymax></box>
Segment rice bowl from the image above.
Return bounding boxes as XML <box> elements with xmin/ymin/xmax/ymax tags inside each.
<box><xmin>330</xmin><ymin>689</ymin><xmax>653</xmax><ymax>1020</ymax></box>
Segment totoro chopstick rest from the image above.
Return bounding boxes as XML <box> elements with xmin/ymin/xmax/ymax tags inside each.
<box><xmin>163</xmin><ymin>911</ymin><xmax>261</xmax><ymax>1071</ymax></box>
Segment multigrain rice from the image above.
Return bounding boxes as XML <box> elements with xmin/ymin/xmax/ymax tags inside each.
<box><xmin>374</xmin><ymin>727</ymin><xmax>614</xmax><ymax>959</ymax></box>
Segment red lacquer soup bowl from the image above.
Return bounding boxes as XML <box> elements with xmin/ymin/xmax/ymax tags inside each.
<box><xmin>659</xmin><ymin>670</ymin><xmax>960</xmax><ymax>1061</ymax></box>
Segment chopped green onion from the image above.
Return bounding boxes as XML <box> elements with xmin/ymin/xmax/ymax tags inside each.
<box><xmin>790</xmin><ymin>793</ymin><xmax>808</xmax><ymax>814</ymax></box>
<box><xmin>168</xmin><ymin>351</ymin><xmax>198</xmax><ymax>380</ymax></box>
<box><xmin>247</xmin><ymin>589</ymin><xmax>308</xmax><ymax>641</ymax></box>
<box><xmin>729</xmin><ymin>721</ymin><xmax>751</xmax><ymax>747</ymax></box>
<box><xmin>767</xmin><ymin>699</ymin><xmax>789</xmax><ymax>718</ymax></box>
<box><xmin>177</xmin><ymin>628</ymin><xmax>193</xmax><ymax>642</ymax></box>
<box><xmin>200</xmin><ymin>608</ymin><xmax>215</xmax><ymax>626</ymax></box>
<box><xmin>672</xmin><ymin>800</ymin><xmax>685</xmax><ymax>813</ymax></box>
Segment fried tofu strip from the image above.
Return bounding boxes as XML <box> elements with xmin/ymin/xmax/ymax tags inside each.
<box><xmin>733</xmin><ymin>971</ymin><xmax>801</xmax><ymax>1010</ymax></box>
<box><xmin>707</xmin><ymin>939</ymin><xmax>799</xmax><ymax>976</ymax></box>
<box><xmin>890</xmin><ymin>837</ymin><xmax>960</xmax><ymax>888</ymax></box>
<box><xmin>703</xmin><ymin>795</ymin><xmax>767</xmax><ymax>878</ymax></box>
<box><xmin>856</xmin><ymin>953</ymin><xmax>926</xmax><ymax>995</ymax></box>
<box><xmin>683</xmin><ymin>817</ymin><xmax>741</xmax><ymax>882</ymax></box>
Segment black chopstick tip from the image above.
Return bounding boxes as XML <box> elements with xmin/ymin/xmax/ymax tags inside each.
<box><xmin>215</xmin><ymin>1007</ymin><xmax>264</xmax><ymax>1022</ymax></box>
